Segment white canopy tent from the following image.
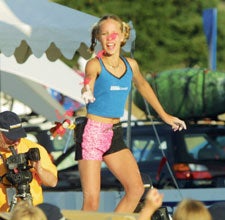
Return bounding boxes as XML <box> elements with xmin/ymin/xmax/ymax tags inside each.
<box><xmin>0</xmin><ymin>0</ymin><xmax>98</xmax><ymax>63</ymax></box>
<box><xmin>0</xmin><ymin>0</ymin><xmax>134</xmax><ymax>63</ymax></box>
<box><xmin>0</xmin><ymin>54</ymin><xmax>84</xmax><ymax>121</ymax></box>
<box><xmin>0</xmin><ymin>54</ymin><xmax>84</xmax><ymax>104</ymax></box>
<box><xmin>1</xmin><ymin>72</ymin><xmax>67</xmax><ymax>122</ymax></box>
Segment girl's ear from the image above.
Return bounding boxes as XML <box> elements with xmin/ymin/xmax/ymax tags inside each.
<box><xmin>120</xmin><ymin>33</ymin><xmax>125</xmax><ymax>43</ymax></box>
<box><xmin>119</xmin><ymin>32</ymin><xmax>124</xmax><ymax>41</ymax></box>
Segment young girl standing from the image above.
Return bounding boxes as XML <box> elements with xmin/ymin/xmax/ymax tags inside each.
<box><xmin>76</xmin><ymin>14</ymin><xmax>186</xmax><ymax>213</ymax></box>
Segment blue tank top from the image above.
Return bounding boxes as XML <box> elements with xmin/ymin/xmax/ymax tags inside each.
<box><xmin>87</xmin><ymin>56</ymin><xmax>133</xmax><ymax>118</ymax></box>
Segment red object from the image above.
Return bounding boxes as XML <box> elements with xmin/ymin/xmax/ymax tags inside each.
<box><xmin>156</xmin><ymin>156</ymin><xmax>167</xmax><ymax>181</ymax></box>
<box><xmin>173</xmin><ymin>163</ymin><xmax>212</xmax><ymax>180</ymax></box>
<box><xmin>83</xmin><ymin>78</ymin><xmax>91</xmax><ymax>85</ymax></box>
<box><xmin>50</xmin><ymin>119</ymin><xmax>71</xmax><ymax>138</ymax></box>
<box><xmin>96</xmin><ymin>50</ymin><xmax>105</xmax><ymax>58</ymax></box>
<box><xmin>107</xmin><ymin>33</ymin><xmax>118</xmax><ymax>40</ymax></box>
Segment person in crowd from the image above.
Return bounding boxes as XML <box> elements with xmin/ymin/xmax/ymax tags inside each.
<box><xmin>137</xmin><ymin>188</ymin><xmax>164</xmax><ymax>220</ymax></box>
<box><xmin>173</xmin><ymin>199</ymin><xmax>212</xmax><ymax>220</ymax></box>
<box><xmin>76</xmin><ymin>14</ymin><xmax>187</xmax><ymax>213</ymax></box>
<box><xmin>138</xmin><ymin>189</ymin><xmax>212</xmax><ymax>220</ymax></box>
<box><xmin>10</xmin><ymin>201</ymin><xmax>47</xmax><ymax>220</ymax></box>
<box><xmin>37</xmin><ymin>203</ymin><xmax>66</xmax><ymax>220</ymax></box>
<box><xmin>208</xmin><ymin>202</ymin><xmax>225</xmax><ymax>220</ymax></box>
<box><xmin>0</xmin><ymin>111</ymin><xmax>58</xmax><ymax>212</ymax></box>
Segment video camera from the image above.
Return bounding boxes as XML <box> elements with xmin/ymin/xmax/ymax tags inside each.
<box><xmin>5</xmin><ymin>147</ymin><xmax>40</xmax><ymax>186</ymax></box>
<box><xmin>152</xmin><ymin>207</ymin><xmax>170</xmax><ymax>220</ymax></box>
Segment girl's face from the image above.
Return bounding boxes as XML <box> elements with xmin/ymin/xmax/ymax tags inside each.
<box><xmin>98</xmin><ymin>19</ymin><xmax>124</xmax><ymax>55</ymax></box>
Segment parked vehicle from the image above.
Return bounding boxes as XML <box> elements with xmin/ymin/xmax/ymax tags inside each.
<box><xmin>125</xmin><ymin>120</ymin><xmax>225</xmax><ymax>189</ymax></box>
<box><xmin>24</xmin><ymin>119</ymin><xmax>225</xmax><ymax>191</ymax></box>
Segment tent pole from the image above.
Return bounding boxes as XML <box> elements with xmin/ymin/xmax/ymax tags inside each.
<box><xmin>126</xmin><ymin>38</ymin><xmax>135</xmax><ymax>149</ymax></box>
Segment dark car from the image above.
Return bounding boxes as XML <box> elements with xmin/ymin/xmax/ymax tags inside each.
<box><xmin>24</xmin><ymin>119</ymin><xmax>225</xmax><ymax>191</ymax></box>
<box><xmin>125</xmin><ymin>120</ymin><xmax>225</xmax><ymax>189</ymax></box>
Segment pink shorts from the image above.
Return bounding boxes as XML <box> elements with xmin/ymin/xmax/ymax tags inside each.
<box><xmin>81</xmin><ymin>119</ymin><xmax>113</xmax><ymax>160</ymax></box>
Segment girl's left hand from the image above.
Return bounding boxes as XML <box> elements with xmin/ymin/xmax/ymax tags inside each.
<box><xmin>164</xmin><ymin>114</ymin><xmax>187</xmax><ymax>131</ymax></box>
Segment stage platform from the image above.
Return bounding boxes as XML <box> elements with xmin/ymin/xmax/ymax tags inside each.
<box><xmin>61</xmin><ymin>210</ymin><xmax>139</xmax><ymax>220</ymax></box>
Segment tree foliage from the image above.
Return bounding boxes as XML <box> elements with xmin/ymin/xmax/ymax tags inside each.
<box><xmin>54</xmin><ymin>0</ymin><xmax>225</xmax><ymax>74</ymax></box>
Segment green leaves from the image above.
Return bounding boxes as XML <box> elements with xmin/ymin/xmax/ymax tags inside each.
<box><xmin>133</xmin><ymin>68</ymin><xmax>225</xmax><ymax>119</ymax></box>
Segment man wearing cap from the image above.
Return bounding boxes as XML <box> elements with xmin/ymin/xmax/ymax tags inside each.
<box><xmin>0</xmin><ymin>111</ymin><xmax>58</xmax><ymax>212</ymax></box>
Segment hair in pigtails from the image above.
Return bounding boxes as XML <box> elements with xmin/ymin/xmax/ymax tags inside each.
<box><xmin>89</xmin><ymin>25</ymin><xmax>98</xmax><ymax>52</ymax></box>
<box><xmin>121</xmin><ymin>21</ymin><xmax>130</xmax><ymax>47</ymax></box>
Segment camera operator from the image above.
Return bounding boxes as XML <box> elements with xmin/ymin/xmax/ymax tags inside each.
<box><xmin>0</xmin><ymin>111</ymin><xmax>58</xmax><ymax>212</ymax></box>
<box><xmin>138</xmin><ymin>188</ymin><xmax>164</xmax><ymax>220</ymax></box>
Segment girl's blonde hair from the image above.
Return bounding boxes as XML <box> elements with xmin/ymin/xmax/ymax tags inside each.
<box><xmin>89</xmin><ymin>14</ymin><xmax>130</xmax><ymax>52</ymax></box>
<box><xmin>10</xmin><ymin>201</ymin><xmax>47</xmax><ymax>220</ymax></box>
<box><xmin>173</xmin><ymin>199</ymin><xmax>212</xmax><ymax>220</ymax></box>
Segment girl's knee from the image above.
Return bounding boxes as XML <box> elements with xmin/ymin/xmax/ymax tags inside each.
<box><xmin>136</xmin><ymin>184</ymin><xmax>145</xmax><ymax>197</ymax></box>
<box><xmin>126</xmin><ymin>183</ymin><xmax>145</xmax><ymax>199</ymax></box>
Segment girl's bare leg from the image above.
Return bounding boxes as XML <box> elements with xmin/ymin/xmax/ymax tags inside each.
<box><xmin>104</xmin><ymin>149</ymin><xmax>144</xmax><ymax>213</ymax></box>
<box><xmin>78</xmin><ymin>160</ymin><xmax>102</xmax><ymax>211</ymax></box>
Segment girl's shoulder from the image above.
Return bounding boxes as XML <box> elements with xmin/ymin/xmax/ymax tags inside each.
<box><xmin>86</xmin><ymin>56</ymin><xmax>101</xmax><ymax>69</ymax></box>
<box><xmin>122</xmin><ymin>57</ymin><xmax>138</xmax><ymax>69</ymax></box>
<box><xmin>86</xmin><ymin>56</ymin><xmax>101</xmax><ymax>74</ymax></box>
<box><xmin>87</xmin><ymin>56</ymin><xmax>100</xmax><ymax>65</ymax></box>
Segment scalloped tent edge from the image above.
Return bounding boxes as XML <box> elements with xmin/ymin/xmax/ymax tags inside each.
<box><xmin>0</xmin><ymin>0</ymin><xmax>135</xmax><ymax>63</ymax></box>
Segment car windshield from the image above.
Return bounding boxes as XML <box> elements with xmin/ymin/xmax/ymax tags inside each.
<box><xmin>127</xmin><ymin>125</ymin><xmax>225</xmax><ymax>163</ymax></box>
<box><xmin>129</xmin><ymin>135</ymin><xmax>170</xmax><ymax>162</ymax></box>
<box><xmin>51</xmin><ymin>129</ymin><xmax>76</xmax><ymax>170</ymax></box>
<box><xmin>185</xmin><ymin>133</ymin><xmax>225</xmax><ymax>160</ymax></box>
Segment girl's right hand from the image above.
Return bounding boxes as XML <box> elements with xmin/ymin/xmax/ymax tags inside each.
<box><xmin>82</xmin><ymin>84</ymin><xmax>95</xmax><ymax>104</ymax></box>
